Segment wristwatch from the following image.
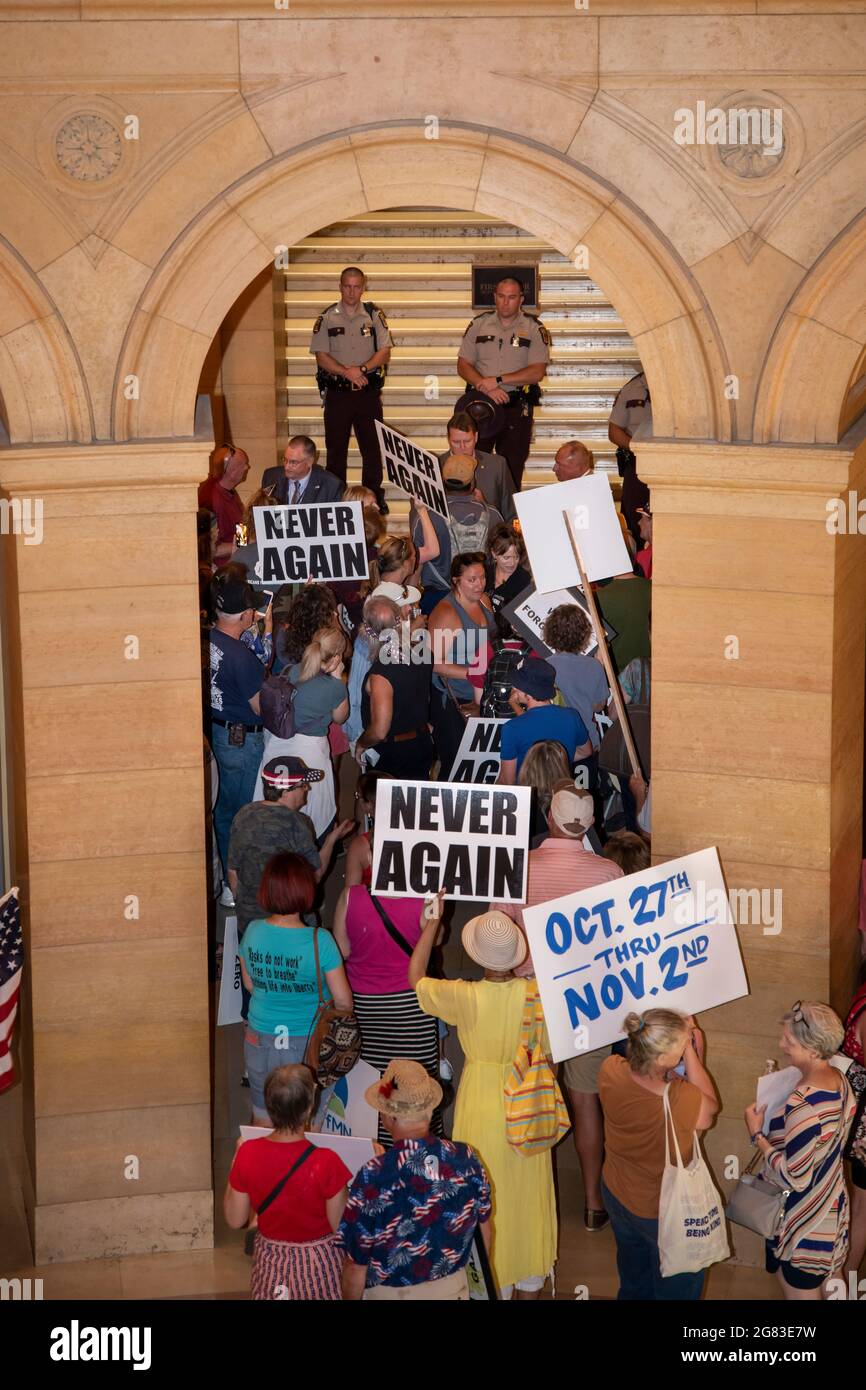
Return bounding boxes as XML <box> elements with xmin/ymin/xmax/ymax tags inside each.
<box><xmin>495</xmin><ymin>375</ymin><xmax>503</xmax><ymax>386</ymax></box>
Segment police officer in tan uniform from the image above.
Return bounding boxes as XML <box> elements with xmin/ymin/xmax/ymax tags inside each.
<box><xmin>456</xmin><ymin>276</ymin><xmax>550</xmax><ymax>489</ymax></box>
<box><xmin>310</xmin><ymin>266</ymin><xmax>393</xmax><ymax>512</ymax></box>
<box><xmin>608</xmin><ymin>369</ymin><xmax>652</xmax><ymax>542</ymax></box>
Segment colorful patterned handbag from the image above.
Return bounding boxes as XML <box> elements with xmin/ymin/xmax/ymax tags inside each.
<box><xmin>504</xmin><ymin>981</ymin><xmax>570</xmax><ymax>1155</ymax></box>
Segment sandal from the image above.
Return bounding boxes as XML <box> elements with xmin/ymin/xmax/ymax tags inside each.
<box><xmin>584</xmin><ymin>1206</ymin><xmax>610</xmax><ymax>1233</ymax></box>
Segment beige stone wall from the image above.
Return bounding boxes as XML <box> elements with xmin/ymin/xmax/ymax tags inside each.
<box><xmin>1</xmin><ymin>444</ymin><xmax>213</xmax><ymax>1260</ymax></box>
<box><xmin>2</xmin><ymin>3</ymin><xmax>866</xmax><ymax>1262</ymax></box>
<box><xmin>1</xmin><ymin>11</ymin><xmax>866</xmax><ymax>448</ymax></box>
<box><xmin>202</xmin><ymin>268</ymin><xmax>279</xmax><ymax>497</ymax></box>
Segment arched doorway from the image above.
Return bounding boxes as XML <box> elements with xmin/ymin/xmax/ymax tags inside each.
<box><xmin>113</xmin><ymin>127</ymin><xmax>730</xmax><ymax>447</ymax></box>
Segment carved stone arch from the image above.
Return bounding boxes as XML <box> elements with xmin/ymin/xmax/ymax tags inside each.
<box><xmin>113</xmin><ymin>126</ymin><xmax>730</xmax><ymax>445</ymax></box>
<box><xmin>0</xmin><ymin>236</ymin><xmax>93</xmax><ymax>445</ymax></box>
<box><xmin>754</xmin><ymin>208</ymin><xmax>866</xmax><ymax>444</ymax></box>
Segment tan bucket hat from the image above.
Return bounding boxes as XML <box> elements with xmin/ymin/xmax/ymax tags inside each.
<box><xmin>461</xmin><ymin>910</ymin><xmax>527</xmax><ymax>972</ymax></box>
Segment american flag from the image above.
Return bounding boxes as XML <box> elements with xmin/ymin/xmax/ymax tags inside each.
<box><xmin>0</xmin><ymin>887</ymin><xmax>22</xmax><ymax>1095</ymax></box>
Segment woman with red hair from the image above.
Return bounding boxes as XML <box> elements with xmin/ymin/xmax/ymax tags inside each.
<box><xmin>239</xmin><ymin>851</ymin><xmax>352</xmax><ymax>1128</ymax></box>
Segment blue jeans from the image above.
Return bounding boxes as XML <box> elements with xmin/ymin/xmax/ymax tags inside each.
<box><xmin>210</xmin><ymin>723</ymin><xmax>264</xmax><ymax>876</ymax></box>
<box><xmin>601</xmin><ymin>1178</ymin><xmax>705</xmax><ymax>1301</ymax></box>
<box><xmin>244</xmin><ymin>1028</ymin><xmax>334</xmax><ymax>1128</ymax></box>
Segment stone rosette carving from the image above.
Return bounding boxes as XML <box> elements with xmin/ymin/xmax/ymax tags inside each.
<box><xmin>38</xmin><ymin>97</ymin><xmax>138</xmax><ymax>200</ymax></box>
<box><xmin>704</xmin><ymin>90</ymin><xmax>803</xmax><ymax>197</ymax></box>
<box><xmin>718</xmin><ymin>127</ymin><xmax>785</xmax><ymax>180</ymax></box>
<box><xmin>54</xmin><ymin>113</ymin><xmax>123</xmax><ymax>183</ymax></box>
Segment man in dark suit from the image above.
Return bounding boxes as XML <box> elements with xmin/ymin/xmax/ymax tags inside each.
<box><xmin>438</xmin><ymin>411</ymin><xmax>516</xmax><ymax>520</ymax></box>
<box><xmin>261</xmin><ymin>436</ymin><xmax>345</xmax><ymax>505</ymax></box>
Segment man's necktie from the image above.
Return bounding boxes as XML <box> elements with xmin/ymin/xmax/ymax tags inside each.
<box><xmin>291</xmin><ymin>480</ymin><xmax>301</xmax><ymax>504</ymax></box>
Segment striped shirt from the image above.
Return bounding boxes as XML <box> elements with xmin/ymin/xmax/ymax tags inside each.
<box><xmin>493</xmin><ymin>838</ymin><xmax>623</xmax><ymax>977</ymax></box>
<box><xmin>765</xmin><ymin>1078</ymin><xmax>856</xmax><ymax>1276</ymax></box>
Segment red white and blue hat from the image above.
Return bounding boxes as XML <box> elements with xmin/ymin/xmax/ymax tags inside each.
<box><xmin>261</xmin><ymin>757</ymin><xmax>325</xmax><ymax>789</ymax></box>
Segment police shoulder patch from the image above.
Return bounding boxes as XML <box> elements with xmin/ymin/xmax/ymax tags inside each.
<box><xmin>312</xmin><ymin>314</ymin><xmax>323</xmax><ymax>334</ymax></box>
<box><xmin>375</xmin><ymin>306</ymin><xmax>389</xmax><ymax>329</ymax></box>
<box><xmin>526</xmin><ymin>314</ymin><xmax>552</xmax><ymax>347</ymax></box>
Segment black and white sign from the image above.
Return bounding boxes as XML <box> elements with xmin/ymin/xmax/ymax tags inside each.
<box><xmin>472</xmin><ymin>264</ymin><xmax>538</xmax><ymax>310</ymax></box>
<box><xmin>448</xmin><ymin>717</ymin><xmax>508</xmax><ymax>783</ymax></box>
<box><xmin>252</xmin><ymin>502</ymin><xmax>369</xmax><ymax>584</ymax></box>
<box><xmin>501</xmin><ymin>584</ymin><xmax>616</xmax><ymax>659</ymax></box>
<box><xmin>375</xmin><ymin>421</ymin><xmax>449</xmax><ymax>520</ymax></box>
<box><xmin>371</xmin><ymin>779</ymin><xmax>531</xmax><ymax>902</ymax></box>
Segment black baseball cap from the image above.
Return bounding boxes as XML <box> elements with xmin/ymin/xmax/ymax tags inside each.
<box><xmin>212</xmin><ymin>573</ymin><xmax>264</xmax><ymax>616</ymax></box>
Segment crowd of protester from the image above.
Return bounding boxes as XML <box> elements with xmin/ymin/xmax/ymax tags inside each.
<box><xmin>200</xmin><ymin>412</ymin><xmax>866</xmax><ymax>1304</ymax></box>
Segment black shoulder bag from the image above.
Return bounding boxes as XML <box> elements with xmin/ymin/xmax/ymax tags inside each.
<box><xmin>369</xmin><ymin>893</ymin><xmax>413</xmax><ymax>957</ymax></box>
<box><xmin>256</xmin><ymin>1143</ymin><xmax>317</xmax><ymax>1216</ymax></box>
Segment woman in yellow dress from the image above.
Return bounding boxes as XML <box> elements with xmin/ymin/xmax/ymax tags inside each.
<box><xmin>408</xmin><ymin>908</ymin><xmax>558</xmax><ymax>1298</ymax></box>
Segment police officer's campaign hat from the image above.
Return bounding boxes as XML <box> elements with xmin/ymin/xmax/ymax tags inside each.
<box><xmin>454</xmin><ymin>389</ymin><xmax>506</xmax><ymax>441</ymax></box>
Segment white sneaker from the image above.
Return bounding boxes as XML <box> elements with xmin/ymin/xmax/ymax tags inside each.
<box><xmin>219</xmin><ymin>884</ymin><xmax>235</xmax><ymax>908</ymax></box>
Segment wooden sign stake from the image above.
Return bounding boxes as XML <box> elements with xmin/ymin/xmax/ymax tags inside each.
<box><xmin>562</xmin><ymin>509</ymin><xmax>643</xmax><ymax>779</ymax></box>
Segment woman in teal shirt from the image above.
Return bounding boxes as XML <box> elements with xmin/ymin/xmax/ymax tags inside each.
<box><xmin>240</xmin><ymin>851</ymin><xmax>352</xmax><ymax>1127</ymax></box>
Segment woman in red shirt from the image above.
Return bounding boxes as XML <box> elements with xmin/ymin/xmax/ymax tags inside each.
<box><xmin>225</xmin><ymin>1064</ymin><xmax>351</xmax><ymax>1300</ymax></box>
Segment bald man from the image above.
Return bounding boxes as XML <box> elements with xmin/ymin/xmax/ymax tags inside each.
<box><xmin>198</xmin><ymin>444</ymin><xmax>250</xmax><ymax>563</ymax></box>
<box><xmin>553</xmin><ymin>440</ymin><xmax>595</xmax><ymax>483</ymax></box>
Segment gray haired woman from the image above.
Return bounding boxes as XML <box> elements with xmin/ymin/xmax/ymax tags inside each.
<box><xmin>744</xmin><ymin>1000</ymin><xmax>856</xmax><ymax>1300</ymax></box>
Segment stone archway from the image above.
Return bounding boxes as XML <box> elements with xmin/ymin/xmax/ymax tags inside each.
<box><xmin>112</xmin><ymin>126</ymin><xmax>732</xmax><ymax>448</ymax></box>
<box><xmin>0</xmin><ymin>237</ymin><xmax>92</xmax><ymax>445</ymax></box>
<box><xmin>754</xmin><ymin>207</ymin><xmax>866</xmax><ymax>444</ymax></box>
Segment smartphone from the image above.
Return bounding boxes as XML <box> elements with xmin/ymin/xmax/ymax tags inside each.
<box><xmin>672</xmin><ymin>1034</ymin><xmax>699</xmax><ymax>1077</ymax></box>
<box><xmin>255</xmin><ymin>590</ymin><xmax>273</xmax><ymax>617</ymax></box>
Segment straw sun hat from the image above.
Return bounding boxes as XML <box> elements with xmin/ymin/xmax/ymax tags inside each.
<box><xmin>461</xmin><ymin>910</ymin><xmax>527</xmax><ymax>973</ymax></box>
<box><xmin>365</xmin><ymin>1058</ymin><xmax>443</xmax><ymax>1117</ymax></box>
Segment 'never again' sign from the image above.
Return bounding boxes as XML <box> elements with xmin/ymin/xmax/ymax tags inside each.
<box><xmin>448</xmin><ymin>717</ymin><xmax>507</xmax><ymax>783</ymax></box>
<box><xmin>371</xmin><ymin>779</ymin><xmax>531</xmax><ymax>902</ymax></box>
<box><xmin>375</xmin><ymin>420</ymin><xmax>449</xmax><ymax>520</ymax></box>
<box><xmin>252</xmin><ymin>501</ymin><xmax>369</xmax><ymax>583</ymax></box>
<box><xmin>523</xmin><ymin>847</ymin><xmax>748</xmax><ymax>1062</ymax></box>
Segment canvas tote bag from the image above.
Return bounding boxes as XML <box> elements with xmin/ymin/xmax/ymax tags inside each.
<box><xmin>658</xmin><ymin>1085</ymin><xmax>730</xmax><ymax>1276</ymax></box>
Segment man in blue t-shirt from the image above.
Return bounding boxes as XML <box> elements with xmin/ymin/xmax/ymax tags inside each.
<box><xmin>208</xmin><ymin>573</ymin><xmax>267</xmax><ymax>883</ymax></box>
<box><xmin>498</xmin><ymin>657</ymin><xmax>592</xmax><ymax>783</ymax></box>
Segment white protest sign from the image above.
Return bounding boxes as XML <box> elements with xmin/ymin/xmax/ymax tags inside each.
<box><xmin>501</xmin><ymin>584</ymin><xmax>616</xmax><ymax>659</ymax></box>
<box><xmin>238</xmin><ymin>1127</ymin><xmax>376</xmax><ymax>1179</ymax></box>
<box><xmin>449</xmin><ymin>717</ymin><xmax>508</xmax><ymax>783</ymax></box>
<box><xmin>523</xmin><ymin>847</ymin><xmax>748</xmax><ymax>1062</ymax></box>
<box><xmin>375</xmin><ymin>420</ymin><xmax>449</xmax><ymax>521</ymax></box>
<box><xmin>322</xmin><ymin>1057</ymin><xmax>380</xmax><ymax>1139</ymax></box>
<box><xmin>756</xmin><ymin>1066</ymin><xmax>802</xmax><ymax>1134</ymax></box>
<box><xmin>252</xmin><ymin>501</ymin><xmax>369</xmax><ymax>584</ymax></box>
<box><xmin>514</xmin><ymin>474</ymin><xmax>632</xmax><ymax>595</ymax></box>
<box><xmin>371</xmin><ymin>779</ymin><xmax>531</xmax><ymax>902</ymax></box>
<box><xmin>217</xmin><ymin>915</ymin><xmax>243</xmax><ymax>1026</ymax></box>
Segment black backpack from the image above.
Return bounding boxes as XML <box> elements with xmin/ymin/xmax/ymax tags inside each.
<box><xmin>480</xmin><ymin>639</ymin><xmax>531</xmax><ymax>718</ymax></box>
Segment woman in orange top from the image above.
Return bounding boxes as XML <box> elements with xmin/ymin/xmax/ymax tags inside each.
<box><xmin>598</xmin><ymin>1009</ymin><xmax>719</xmax><ymax>1300</ymax></box>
